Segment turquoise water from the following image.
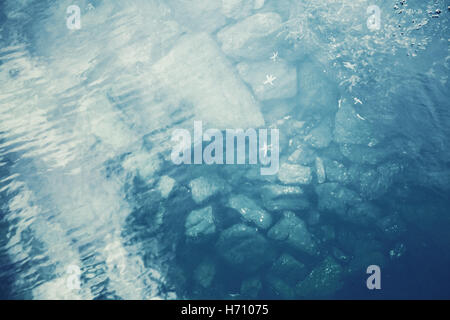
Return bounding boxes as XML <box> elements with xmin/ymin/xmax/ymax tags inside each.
<box><xmin>0</xmin><ymin>0</ymin><xmax>449</xmax><ymax>299</ymax></box>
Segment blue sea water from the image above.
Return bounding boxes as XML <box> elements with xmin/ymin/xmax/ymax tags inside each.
<box><xmin>0</xmin><ymin>0</ymin><xmax>449</xmax><ymax>299</ymax></box>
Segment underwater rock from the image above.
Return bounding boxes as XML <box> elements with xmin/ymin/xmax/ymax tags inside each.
<box><xmin>304</xmin><ymin>121</ymin><xmax>333</xmax><ymax>149</ymax></box>
<box><xmin>253</xmin><ymin>0</ymin><xmax>265</xmax><ymax>10</ymax></box>
<box><xmin>270</xmin><ymin>253</ymin><xmax>308</xmax><ymax>284</ymax></box>
<box><xmin>260</xmin><ymin>100</ymin><xmax>296</xmax><ymax>125</ymax></box>
<box><xmin>216</xmin><ymin>224</ymin><xmax>275</xmax><ymax>272</ymax></box>
<box><xmin>297</xmin><ymin>60</ymin><xmax>339</xmax><ymax>116</ymax></box>
<box><xmin>278</xmin><ymin>163</ymin><xmax>312</xmax><ymax>185</ymax></box>
<box><xmin>318</xmin><ymin>225</ymin><xmax>336</xmax><ymax>242</ymax></box>
<box><xmin>237</xmin><ymin>59</ymin><xmax>297</xmax><ymax>101</ymax></box>
<box><xmin>261</xmin><ymin>184</ymin><xmax>304</xmax><ymax>200</ymax></box>
<box><xmin>157</xmin><ymin>175</ymin><xmax>175</xmax><ymax>199</ymax></box>
<box><xmin>153</xmin><ymin>32</ymin><xmax>264</xmax><ymax>129</ymax></box>
<box><xmin>307</xmin><ymin>210</ymin><xmax>321</xmax><ymax>226</ymax></box>
<box><xmin>334</xmin><ymin>99</ymin><xmax>375</xmax><ymax>145</ymax></box>
<box><xmin>296</xmin><ymin>257</ymin><xmax>344</xmax><ymax>298</ymax></box>
<box><xmin>263</xmin><ymin>197</ymin><xmax>309</xmax><ymax>212</ymax></box>
<box><xmin>315</xmin><ymin>183</ymin><xmax>362</xmax><ymax>214</ymax></box>
<box><xmin>268</xmin><ymin>212</ymin><xmax>317</xmax><ymax>256</ymax></box>
<box><xmin>288</xmin><ymin>145</ymin><xmax>317</xmax><ymax>166</ymax></box>
<box><xmin>320</xmin><ymin>142</ymin><xmax>348</xmax><ymax>163</ymax></box>
<box><xmin>352</xmin><ymin>162</ymin><xmax>401</xmax><ymax>200</ymax></box>
<box><xmin>193</xmin><ymin>259</ymin><xmax>216</xmax><ymax>289</ymax></box>
<box><xmin>261</xmin><ymin>184</ymin><xmax>309</xmax><ymax>212</ymax></box>
<box><xmin>356</xmin><ymin>168</ymin><xmax>385</xmax><ymax>200</ymax></box>
<box><xmin>227</xmin><ymin>194</ymin><xmax>273</xmax><ymax>229</ymax></box>
<box><xmin>189</xmin><ymin>176</ymin><xmax>227</xmax><ymax>204</ymax></box>
<box><xmin>243</xmin><ymin>166</ymin><xmax>277</xmax><ymax>183</ymax></box>
<box><xmin>261</xmin><ymin>0</ymin><xmax>292</xmax><ymax>20</ymax></box>
<box><xmin>324</xmin><ymin>160</ymin><xmax>351</xmax><ymax>185</ymax></box>
<box><xmin>185</xmin><ymin>206</ymin><xmax>216</xmax><ymax>240</ymax></box>
<box><xmin>341</xmin><ymin>202</ymin><xmax>382</xmax><ymax>226</ymax></box>
<box><xmin>315</xmin><ymin>157</ymin><xmax>326</xmax><ymax>184</ymax></box>
<box><xmin>221</xmin><ymin>0</ymin><xmax>254</xmax><ymax>19</ymax></box>
<box><xmin>240</xmin><ymin>276</ymin><xmax>262</xmax><ymax>299</ymax></box>
<box><xmin>265</xmin><ymin>276</ymin><xmax>295</xmax><ymax>299</ymax></box>
<box><xmin>217</xmin><ymin>12</ymin><xmax>282</xmax><ymax>60</ymax></box>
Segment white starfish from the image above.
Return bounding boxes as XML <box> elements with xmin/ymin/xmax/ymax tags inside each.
<box><xmin>264</xmin><ymin>74</ymin><xmax>276</xmax><ymax>86</ymax></box>
<box><xmin>354</xmin><ymin>97</ymin><xmax>363</xmax><ymax>105</ymax></box>
<box><xmin>343</xmin><ymin>61</ymin><xmax>357</xmax><ymax>71</ymax></box>
<box><xmin>270</xmin><ymin>51</ymin><xmax>279</xmax><ymax>62</ymax></box>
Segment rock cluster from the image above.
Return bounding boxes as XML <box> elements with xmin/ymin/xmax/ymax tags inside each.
<box><xmin>121</xmin><ymin>0</ymin><xmax>408</xmax><ymax>299</ymax></box>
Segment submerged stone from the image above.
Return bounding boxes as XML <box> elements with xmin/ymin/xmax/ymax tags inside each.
<box><xmin>222</xmin><ymin>0</ymin><xmax>254</xmax><ymax>19</ymax></box>
<box><xmin>351</xmin><ymin>162</ymin><xmax>400</xmax><ymax>200</ymax></box>
<box><xmin>297</xmin><ymin>60</ymin><xmax>339</xmax><ymax>116</ymax></box>
<box><xmin>260</xmin><ymin>100</ymin><xmax>296</xmax><ymax>125</ymax></box>
<box><xmin>278</xmin><ymin>163</ymin><xmax>312</xmax><ymax>185</ymax></box>
<box><xmin>193</xmin><ymin>259</ymin><xmax>216</xmax><ymax>289</ymax></box>
<box><xmin>304</xmin><ymin>121</ymin><xmax>333</xmax><ymax>149</ymax></box>
<box><xmin>307</xmin><ymin>210</ymin><xmax>321</xmax><ymax>226</ymax></box>
<box><xmin>253</xmin><ymin>0</ymin><xmax>265</xmax><ymax>9</ymax></box>
<box><xmin>270</xmin><ymin>253</ymin><xmax>308</xmax><ymax>284</ymax></box>
<box><xmin>315</xmin><ymin>157</ymin><xmax>326</xmax><ymax>184</ymax></box>
<box><xmin>268</xmin><ymin>212</ymin><xmax>318</xmax><ymax>256</ymax></box>
<box><xmin>296</xmin><ymin>257</ymin><xmax>344</xmax><ymax>298</ymax></box>
<box><xmin>217</xmin><ymin>13</ymin><xmax>282</xmax><ymax>60</ymax></box>
<box><xmin>261</xmin><ymin>184</ymin><xmax>309</xmax><ymax>212</ymax></box>
<box><xmin>189</xmin><ymin>176</ymin><xmax>227</xmax><ymax>204</ymax></box>
<box><xmin>185</xmin><ymin>206</ymin><xmax>216</xmax><ymax>240</ymax></box>
<box><xmin>334</xmin><ymin>99</ymin><xmax>375</xmax><ymax>145</ymax></box>
<box><xmin>265</xmin><ymin>276</ymin><xmax>295</xmax><ymax>299</ymax></box>
<box><xmin>261</xmin><ymin>184</ymin><xmax>304</xmax><ymax>200</ymax></box>
<box><xmin>157</xmin><ymin>175</ymin><xmax>175</xmax><ymax>199</ymax></box>
<box><xmin>216</xmin><ymin>224</ymin><xmax>275</xmax><ymax>272</ymax></box>
<box><xmin>318</xmin><ymin>225</ymin><xmax>336</xmax><ymax>242</ymax></box>
<box><xmin>227</xmin><ymin>194</ymin><xmax>273</xmax><ymax>229</ymax></box>
<box><xmin>324</xmin><ymin>160</ymin><xmax>351</xmax><ymax>185</ymax></box>
<box><xmin>315</xmin><ymin>183</ymin><xmax>361</xmax><ymax>214</ymax></box>
<box><xmin>153</xmin><ymin>32</ymin><xmax>264</xmax><ymax>129</ymax></box>
<box><xmin>288</xmin><ymin>145</ymin><xmax>316</xmax><ymax>166</ymax></box>
<box><xmin>240</xmin><ymin>276</ymin><xmax>262</xmax><ymax>299</ymax></box>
